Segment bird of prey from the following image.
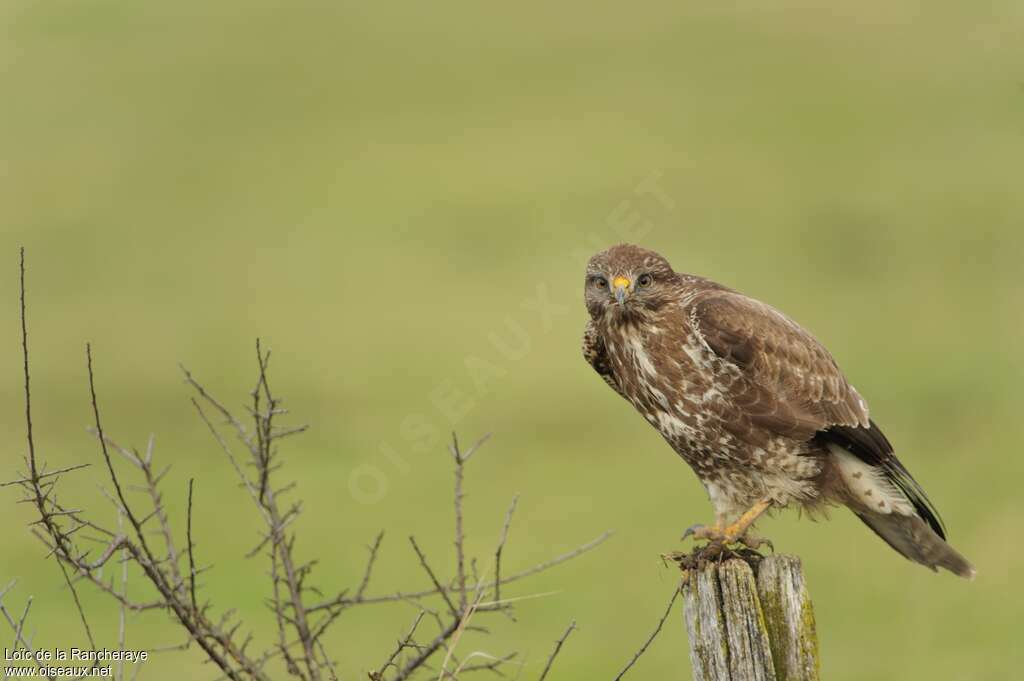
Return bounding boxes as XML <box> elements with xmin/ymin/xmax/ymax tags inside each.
<box><xmin>582</xmin><ymin>243</ymin><xmax>974</xmax><ymax>578</ymax></box>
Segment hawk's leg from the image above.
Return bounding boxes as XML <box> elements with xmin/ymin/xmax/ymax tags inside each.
<box><xmin>721</xmin><ymin>499</ymin><xmax>772</xmax><ymax>543</ymax></box>
<box><xmin>681</xmin><ymin>500</ymin><xmax>773</xmax><ymax>549</ymax></box>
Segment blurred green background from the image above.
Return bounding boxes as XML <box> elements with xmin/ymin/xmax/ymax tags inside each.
<box><xmin>3</xmin><ymin>1</ymin><xmax>1023</xmax><ymax>679</ymax></box>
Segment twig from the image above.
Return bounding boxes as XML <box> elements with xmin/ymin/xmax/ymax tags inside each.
<box><xmin>86</xmin><ymin>345</ymin><xmax>159</xmax><ymax>581</ymax></box>
<box><xmin>90</xmin><ymin>431</ymin><xmax>185</xmax><ymax>598</ymax></box>
<box><xmin>493</xmin><ymin>495</ymin><xmax>519</xmax><ymax>607</ymax></box>
<box><xmin>310</xmin><ymin>530</ymin><xmax>614</xmax><ymax>613</ymax></box>
<box><xmin>410</xmin><ymin>536</ymin><xmax>460</xmax><ymax>620</ymax></box>
<box><xmin>253</xmin><ymin>340</ymin><xmax>321</xmax><ymax>681</ymax></box>
<box><xmin>188</xmin><ymin>398</ymin><xmax>271</xmax><ymax>527</ymax></box>
<box><xmin>450</xmin><ymin>433</ymin><xmax>468</xmax><ymax>614</ymax></box>
<box><xmin>489</xmin><ymin>530</ymin><xmax>614</xmax><ymax>591</ymax></box>
<box><xmin>0</xmin><ymin>463</ymin><xmax>92</xmax><ymax>488</ymax></box>
<box><xmin>19</xmin><ymin>248</ymin><xmax>39</xmax><ymax>505</ymax></box>
<box><xmin>18</xmin><ymin>252</ymin><xmax>98</xmax><ymax>657</ymax></box>
<box><xmin>13</xmin><ymin>596</ymin><xmax>33</xmax><ymax>654</ymax></box>
<box><xmin>394</xmin><ymin>618</ymin><xmax>462</xmax><ymax>681</ymax></box>
<box><xmin>0</xmin><ymin>583</ymin><xmax>53</xmax><ymax>680</ymax></box>
<box><xmin>187</xmin><ymin>479</ymin><xmax>198</xmax><ymax>614</ymax></box>
<box><xmin>315</xmin><ymin>639</ymin><xmax>338</xmax><ymax>681</ymax></box>
<box><xmin>611</xmin><ymin>583</ymin><xmax>681</xmax><ymax>681</ymax></box>
<box><xmin>252</xmin><ymin>339</ymin><xmax>272</xmax><ymax>505</ymax></box>
<box><xmin>356</xmin><ymin>532</ymin><xmax>385</xmax><ymax>601</ymax></box>
<box><xmin>117</xmin><ymin>508</ymin><xmax>128</xmax><ymax>681</ymax></box>
<box><xmin>371</xmin><ymin>611</ymin><xmax>426</xmax><ymax>680</ymax></box>
<box><xmin>537</xmin><ymin>620</ymin><xmax>576</xmax><ymax>681</ymax></box>
<box><xmin>270</xmin><ymin>542</ymin><xmax>301</xmax><ymax>677</ymax></box>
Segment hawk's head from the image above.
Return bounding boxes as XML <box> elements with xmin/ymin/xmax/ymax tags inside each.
<box><xmin>584</xmin><ymin>244</ymin><xmax>678</xmax><ymax>321</ymax></box>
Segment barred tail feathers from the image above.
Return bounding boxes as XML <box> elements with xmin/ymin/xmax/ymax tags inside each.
<box><xmin>822</xmin><ymin>423</ymin><xmax>975</xmax><ymax>580</ymax></box>
<box><xmin>855</xmin><ymin>511</ymin><xmax>976</xmax><ymax>579</ymax></box>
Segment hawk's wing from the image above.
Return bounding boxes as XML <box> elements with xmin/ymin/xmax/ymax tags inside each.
<box><xmin>691</xmin><ymin>291</ymin><xmax>870</xmax><ymax>442</ymax></box>
<box><xmin>694</xmin><ymin>291</ymin><xmax>949</xmax><ymax>536</ymax></box>
<box><xmin>582</xmin><ymin>319</ymin><xmax>625</xmax><ymax>399</ymax></box>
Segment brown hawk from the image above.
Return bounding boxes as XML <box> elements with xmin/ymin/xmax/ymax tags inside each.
<box><xmin>583</xmin><ymin>243</ymin><xmax>974</xmax><ymax>578</ymax></box>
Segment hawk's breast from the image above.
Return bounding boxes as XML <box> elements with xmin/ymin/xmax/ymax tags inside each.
<box><xmin>602</xmin><ymin>318</ymin><xmax>731</xmax><ymax>467</ymax></box>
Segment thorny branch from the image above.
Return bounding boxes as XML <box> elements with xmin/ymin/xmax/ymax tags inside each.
<box><xmin>370</xmin><ymin>611</ymin><xmax>426</xmax><ymax>681</ymax></box>
<box><xmin>0</xmin><ymin>581</ymin><xmax>52</xmax><ymax>679</ymax></box>
<box><xmin>307</xmin><ymin>531</ymin><xmax>613</xmax><ymax>614</ymax></box>
<box><xmin>611</xmin><ymin>583</ymin><xmax>681</xmax><ymax>681</ymax></box>
<box><xmin>187</xmin><ymin>479</ymin><xmax>198</xmax><ymax>615</ymax></box>
<box><xmin>537</xmin><ymin>620</ymin><xmax>577</xmax><ymax>681</ymax></box>
<box><xmin>493</xmin><ymin>495</ymin><xmax>518</xmax><ymax>611</ymax></box>
<box><xmin>6</xmin><ymin>249</ymin><xmax>611</xmax><ymax>681</ymax></box>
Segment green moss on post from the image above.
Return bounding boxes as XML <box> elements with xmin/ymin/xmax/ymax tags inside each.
<box><xmin>756</xmin><ymin>556</ymin><xmax>820</xmax><ymax>681</ymax></box>
<box><xmin>681</xmin><ymin>555</ymin><xmax>820</xmax><ymax>681</ymax></box>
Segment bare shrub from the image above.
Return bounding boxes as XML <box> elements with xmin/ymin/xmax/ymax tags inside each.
<box><xmin>4</xmin><ymin>249</ymin><xmax>612</xmax><ymax>680</ymax></box>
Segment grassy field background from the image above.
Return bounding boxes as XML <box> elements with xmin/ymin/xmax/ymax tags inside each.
<box><xmin>3</xmin><ymin>1</ymin><xmax>1023</xmax><ymax>679</ymax></box>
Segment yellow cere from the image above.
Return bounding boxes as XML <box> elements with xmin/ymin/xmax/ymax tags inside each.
<box><xmin>612</xmin><ymin>276</ymin><xmax>631</xmax><ymax>289</ymax></box>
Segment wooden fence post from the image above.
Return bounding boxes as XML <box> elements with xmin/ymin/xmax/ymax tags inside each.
<box><xmin>680</xmin><ymin>554</ymin><xmax>819</xmax><ymax>681</ymax></box>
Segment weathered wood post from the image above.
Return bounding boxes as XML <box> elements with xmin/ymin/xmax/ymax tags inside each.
<box><xmin>680</xmin><ymin>554</ymin><xmax>819</xmax><ymax>681</ymax></box>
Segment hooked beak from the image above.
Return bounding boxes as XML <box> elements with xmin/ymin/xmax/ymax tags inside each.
<box><xmin>612</xmin><ymin>276</ymin><xmax>631</xmax><ymax>305</ymax></box>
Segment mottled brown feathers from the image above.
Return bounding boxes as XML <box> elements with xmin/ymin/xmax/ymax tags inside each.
<box><xmin>692</xmin><ymin>291</ymin><xmax>870</xmax><ymax>441</ymax></box>
<box><xmin>582</xmin><ymin>319</ymin><xmax>624</xmax><ymax>398</ymax></box>
<box><xmin>582</xmin><ymin>243</ymin><xmax>975</xmax><ymax>578</ymax></box>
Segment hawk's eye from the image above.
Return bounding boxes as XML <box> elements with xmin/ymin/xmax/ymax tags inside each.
<box><xmin>637</xmin><ymin>273</ymin><xmax>653</xmax><ymax>288</ymax></box>
<box><xmin>591</xmin><ymin>276</ymin><xmax>608</xmax><ymax>289</ymax></box>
